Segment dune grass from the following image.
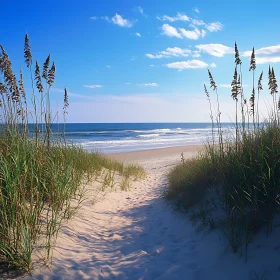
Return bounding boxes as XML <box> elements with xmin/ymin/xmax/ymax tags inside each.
<box><xmin>165</xmin><ymin>43</ymin><xmax>280</xmax><ymax>260</ymax></box>
<box><xmin>0</xmin><ymin>35</ymin><xmax>145</xmax><ymax>273</ymax></box>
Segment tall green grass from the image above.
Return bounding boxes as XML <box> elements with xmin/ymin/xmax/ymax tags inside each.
<box><xmin>165</xmin><ymin>43</ymin><xmax>280</xmax><ymax>260</ymax></box>
<box><xmin>0</xmin><ymin>35</ymin><xmax>145</xmax><ymax>273</ymax></box>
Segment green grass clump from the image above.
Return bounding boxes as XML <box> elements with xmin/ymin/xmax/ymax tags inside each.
<box><xmin>165</xmin><ymin>42</ymin><xmax>280</xmax><ymax>260</ymax></box>
<box><xmin>0</xmin><ymin>35</ymin><xmax>145</xmax><ymax>273</ymax></box>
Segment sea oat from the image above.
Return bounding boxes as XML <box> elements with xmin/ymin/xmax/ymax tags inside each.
<box><xmin>35</xmin><ymin>61</ymin><xmax>44</xmax><ymax>93</ymax></box>
<box><xmin>234</xmin><ymin>42</ymin><xmax>242</xmax><ymax>65</ymax></box>
<box><xmin>47</xmin><ymin>62</ymin><xmax>56</xmax><ymax>86</ymax></box>
<box><xmin>42</xmin><ymin>55</ymin><xmax>50</xmax><ymax>80</ymax></box>
<box><xmin>24</xmin><ymin>34</ymin><xmax>32</xmax><ymax>68</ymax></box>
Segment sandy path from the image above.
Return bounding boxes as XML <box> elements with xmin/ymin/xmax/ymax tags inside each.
<box><xmin>15</xmin><ymin>145</ymin><xmax>280</xmax><ymax>280</ymax></box>
<box><xmin>20</xmin><ymin>148</ymin><xmax>201</xmax><ymax>280</ymax></box>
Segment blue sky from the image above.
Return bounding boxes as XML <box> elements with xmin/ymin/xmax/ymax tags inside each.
<box><xmin>1</xmin><ymin>0</ymin><xmax>280</xmax><ymax>122</ymax></box>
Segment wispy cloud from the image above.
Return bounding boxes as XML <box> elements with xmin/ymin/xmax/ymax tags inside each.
<box><xmin>125</xmin><ymin>82</ymin><xmax>131</xmax><ymax>85</ymax></box>
<box><xmin>192</xmin><ymin>51</ymin><xmax>201</xmax><ymax>58</ymax></box>
<box><xmin>243</xmin><ymin>45</ymin><xmax>280</xmax><ymax>64</ymax></box>
<box><xmin>161</xmin><ymin>24</ymin><xmax>182</xmax><ymax>38</ymax></box>
<box><xmin>193</xmin><ymin>8</ymin><xmax>199</xmax><ymax>13</ymax></box>
<box><xmin>106</xmin><ymin>65</ymin><xmax>111</xmax><ymax>68</ymax></box>
<box><xmin>135</xmin><ymin>32</ymin><xmax>141</xmax><ymax>37</ymax></box>
<box><xmin>157</xmin><ymin>13</ymin><xmax>190</xmax><ymax>22</ymax></box>
<box><xmin>191</xmin><ymin>19</ymin><xmax>205</xmax><ymax>25</ymax></box>
<box><xmin>90</xmin><ymin>14</ymin><xmax>133</xmax><ymax>28</ymax></box>
<box><xmin>166</xmin><ymin>60</ymin><xmax>208</xmax><ymax>70</ymax></box>
<box><xmin>137</xmin><ymin>83</ymin><xmax>158</xmax><ymax>87</ymax></box>
<box><xmin>205</xmin><ymin>22</ymin><xmax>223</xmax><ymax>32</ymax></box>
<box><xmin>135</xmin><ymin>6</ymin><xmax>147</xmax><ymax>17</ymax></box>
<box><xmin>112</xmin><ymin>14</ymin><xmax>132</xmax><ymax>27</ymax></box>
<box><xmin>84</xmin><ymin>85</ymin><xmax>103</xmax><ymax>89</ymax></box>
<box><xmin>157</xmin><ymin>12</ymin><xmax>223</xmax><ymax>33</ymax></box>
<box><xmin>210</xmin><ymin>62</ymin><xmax>217</xmax><ymax>68</ymax></box>
<box><xmin>161</xmin><ymin>24</ymin><xmax>206</xmax><ymax>40</ymax></box>
<box><xmin>179</xmin><ymin>27</ymin><xmax>206</xmax><ymax>40</ymax></box>
<box><xmin>146</xmin><ymin>47</ymin><xmax>191</xmax><ymax>59</ymax></box>
<box><xmin>196</xmin><ymin>44</ymin><xmax>234</xmax><ymax>57</ymax></box>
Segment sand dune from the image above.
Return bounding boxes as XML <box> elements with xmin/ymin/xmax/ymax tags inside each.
<box><xmin>15</xmin><ymin>145</ymin><xmax>280</xmax><ymax>280</ymax></box>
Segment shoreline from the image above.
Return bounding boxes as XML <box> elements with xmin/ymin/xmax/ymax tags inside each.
<box><xmin>106</xmin><ymin>144</ymin><xmax>205</xmax><ymax>163</ymax></box>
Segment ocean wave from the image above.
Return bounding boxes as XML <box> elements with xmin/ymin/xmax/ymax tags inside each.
<box><xmin>137</xmin><ymin>134</ymin><xmax>160</xmax><ymax>138</ymax></box>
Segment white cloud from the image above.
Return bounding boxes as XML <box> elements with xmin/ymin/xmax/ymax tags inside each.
<box><xmin>146</xmin><ymin>47</ymin><xmax>191</xmax><ymax>59</ymax></box>
<box><xmin>146</xmin><ymin>54</ymin><xmax>165</xmax><ymax>59</ymax></box>
<box><xmin>243</xmin><ymin>45</ymin><xmax>280</xmax><ymax>64</ymax></box>
<box><xmin>205</xmin><ymin>22</ymin><xmax>223</xmax><ymax>32</ymax></box>
<box><xmin>135</xmin><ymin>32</ymin><xmax>141</xmax><ymax>37</ymax></box>
<box><xmin>157</xmin><ymin>13</ymin><xmax>190</xmax><ymax>22</ymax></box>
<box><xmin>136</xmin><ymin>6</ymin><xmax>147</xmax><ymax>17</ymax></box>
<box><xmin>90</xmin><ymin>14</ymin><xmax>133</xmax><ymax>27</ymax></box>
<box><xmin>196</xmin><ymin>44</ymin><xmax>233</xmax><ymax>57</ymax></box>
<box><xmin>191</xmin><ymin>19</ymin><xmax>205</xmax><ymax>25</ymax></box>
<box><xmin>150</xmin><ymin>64</ymin><xmax>155</xmax><ymax>67</ymax></box>
<box><xmin>112</xmin><ymin>13</ymin><xmax>132</xmax><ymax>27</ymax></box>
<box><xmin>137</xmin><ymin>83</ymin><xmax>158</xmax><ymax>87</ymax></box>
<box><xmin>210</xmin><ymin>62</ymin><xmax>217</xmax><ymax>68</ymax></box>
<box><xmin>84</xmin><ymin>85</ymin><xmax>103</xmax><ymax>89</ymax></box>
<box><xmin>179</xmin><ymin>27</ymin><xmax>201</xmax><ymax>40</ymax></box>
<box><xmin>161</xmin><ymin>24</ymin><xmax>182</xmax><ymax>38</ymax></box>
<box><xmin>162</xmin><ymin>24</ymin><xmax>208</xmax><ymax>40</ymax></box>
<box><xmin>166</xmin><ymin>60</ymin><xmax>208</xmax><ymax>70</ymax></box>
<box><xmin>193</xmin><ymin>8</ymin><xmax>199</xmax><ymax>13</ymax></box>
<box><xmin>192</xmin><ymin>51</ymin><xmax>201</xmax><ymax>58</ymax></box>
<box><xmin>131</xmin><ymin>56</ymin><xmax>137</xmax><ymax>61</ymax></box>
<box><xmin>106</xmin><ymin>65</ymin><xmax>111</xmax><ymax>68</ymax></box>
<box><xmin>157</xmin><ymin>13</ymin><xmax>223</xmax><ymax>35</ymax></box>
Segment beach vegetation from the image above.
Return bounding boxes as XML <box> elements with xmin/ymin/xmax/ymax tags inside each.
<box><xmin>165</xmin><ymin>42</ymin><xmax>280</xmax><ymax>260</ymax></box>
<box><xmin>0</xmin><ymin>35</ymin><xmax>145</xmax><ymax>274</ymax></box>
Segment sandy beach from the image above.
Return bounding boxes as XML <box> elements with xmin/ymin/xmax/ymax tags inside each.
<box><xmin>15</xmin><ymin>144</ymin><xmax>280</xmax><ymax>280</ymax></box>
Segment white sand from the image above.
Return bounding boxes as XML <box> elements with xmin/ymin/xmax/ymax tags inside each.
<box><xmin>16</xmin><ymin>145</ymin><xmax>280</xmax><ymax>280</ymax></box>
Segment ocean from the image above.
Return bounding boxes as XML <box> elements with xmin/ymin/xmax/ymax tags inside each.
<box><xmin>48</xmin><ymin>123</ymin><xmax>235</xmax><ymax>154</ymax></box>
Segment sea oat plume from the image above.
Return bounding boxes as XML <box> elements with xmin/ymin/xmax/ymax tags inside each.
<box><xmin>42</xmin><ymin>55</ymin><xmax>50</xmax><ymax>80</ymax></box>
<box><xmin>271</xmin><ymin>67</ymin><xmax>278</xmax><ymax>94</ymax></box>
<box><xmin>47</xmin><ymin>62</ymin><xmax>56</xmax><ymax>86</ymax></box>
<box><xmin>268</xmin><ymin>66</ymin><xmax>273</xmax><ymax>92</ymax></box>
<box><xmin>250</xmin><ymin>88</ymin><xmax>255</xmax><ymax>115</ymax></box>
<box><xmin>249</xmin><ymin>47</ymin><xmax>256</xmax><ymax>71</ymax></box>
<box><xmin>35</xmin><ymin>61</ymin><xmax>44</xmax><ymax>93</ymax></box>
<box><xmin>231</xmin><ymin>67</ymin><xmax>238</xmax><ymax>100</ymax></box>
<box><xmin>63</xmin><ymin>87</ymin><xmax>69</xmax><ymax>111</ymax></box>
<box><xmin>208</xmin><ymin>69</ymin><xmax>217</xmax><ymax>90</ymax></box>
<box><xmin>258</xmin><ymin>71</ymin><xmax>263</xmax><ymax>92</ymax></box>
<box><xmin>234</xmin><ymin>42</ymin><xmax>242</xmax><ymax>65</ymax></box>
<box><xmin>24</xmin><ymin>34</ymin><xmax>32</xmax><ymax>68</ymax></box>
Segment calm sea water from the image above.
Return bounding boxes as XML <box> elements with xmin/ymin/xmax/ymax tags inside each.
<box><xmin>47</xmin><ymin>123</ymin><xmax>235</xmax><ymax>154</ymax></box>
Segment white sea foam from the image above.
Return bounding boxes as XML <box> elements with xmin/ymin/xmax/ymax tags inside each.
<box><xmin>137</xmin><ymin>134</ymin><xmax>160</xmax><ymax>138</ymax></box>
